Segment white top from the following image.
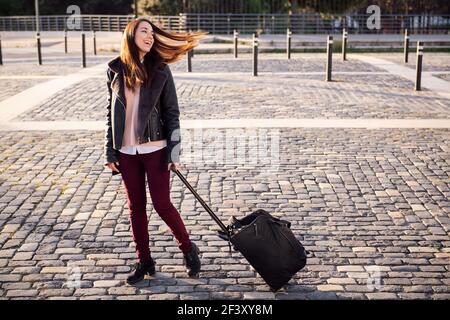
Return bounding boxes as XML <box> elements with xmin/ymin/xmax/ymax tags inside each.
<box><xmin>119</xmin><ymin>142</ymin><xmax>167</xmax><ymax>155</ymax></box>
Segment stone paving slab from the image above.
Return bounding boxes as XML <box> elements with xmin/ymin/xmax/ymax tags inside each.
<box><xmin>0</xmin><ymin>63</ymin><xmax>105</xmax><ymax>123</ymax></box>
<box><xmin>12</xmin><ymin>78</ymin><xmax>104</xmax><ymax>121</ymax></box>
<box><xmin>0</xmin><ymin>52</ymin><xmax>449</xmax><ymax>300</ymax></box>
<box><xmin>434</xmin><ymin>74</ymin><xmax>450</xmax><ymax>82</ymax></box>
<box><xmin>3</xmin><ymin>119</ymin><xmax>450</xmax><ymax>132</ymax></box>
<box><xmin>13</xmin><ymin>72</ymin><xmax>449</xmax><ymax>122</ymax></box>
<box><xmin>0</xmin><ymin>129</ymin><xmax>448</xmax><ymax>300</ymax></box>
<box><xmin>2</xmin><ymin>56</ymin><xmax>113</xmax><ymax>68</ymax></box>
<box><xmin>169</xmin><ymin>55</ymin><xmax>384</xmax><ymax>73</ymax></box>
<box><xmin>353</xmin><ymin>54</ymin><xmax>450</xmax><ymax>100</ymax></box>
<box><xmin>0</xmin><ymin>64</ymin><xmax>86</xmax><ymax>77</ymax></box>
<box><xmin>0</xmin><ymin>79</ymin><xmax>49</xmax><ymax>103</ymax></box>
<box><xmin>367</xmin><ymin>53</ymin><xmax>450</xmax><ymax>72</ymax></box>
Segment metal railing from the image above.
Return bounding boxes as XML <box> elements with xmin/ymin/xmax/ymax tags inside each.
<box><xmin>0</xmin><ymin>15</ymin><xmax>184</xmax><ymax>32</ymax></box>
<box><xmin>0</xmin><ymin>14</ymin><xmax>449</xmax><ymax>34</ymax></box>
<box><xmin>184</xmin><ymin>13</ymin><xmax>450</xmax><ymax>34</ymax></box>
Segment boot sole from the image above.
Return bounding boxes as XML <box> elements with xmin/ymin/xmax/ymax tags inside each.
<box><xmin>126</xmin><ymin>275</ymin><xmax>144</xmax><ymax>285</ymax></box>
<box><xmin>126</xmin><ymin>265</ymin><xmax>156</xmax><ymax>285</ymax></box>
<box><xmin>187</xmin><ymin>245</ymin><xmax>201</xmax><ymax>278</ymax></box>
<box><xmin>126</xmin><ymin>270</ymin><xmax>155</xmax><ymax>285</ymax></box>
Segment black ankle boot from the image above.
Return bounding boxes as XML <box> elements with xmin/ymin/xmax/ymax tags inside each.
<box><xmin>184</xmin><ymin>242</ymin><xmax>201</xmax><ymax>277</ymax></box>
<box><xmin>126</xmin><ymin>259</ymin><xmax>155</xmax><ymax>285</ymax></box>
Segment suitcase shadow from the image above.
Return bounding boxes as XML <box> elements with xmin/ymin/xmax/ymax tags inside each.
<box><xmin>126</xmin><ymin>271</ymin><xmax>339</xmax><ymax>300</ymax></box>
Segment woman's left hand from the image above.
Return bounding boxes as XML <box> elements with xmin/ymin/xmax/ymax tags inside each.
<box><xmin>168</xmin><ymin>162</ymin><xmax>181</xmax><ymax>171</ymax></box>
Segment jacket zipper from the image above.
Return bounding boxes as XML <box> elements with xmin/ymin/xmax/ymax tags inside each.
<box><xmin>146</xmin><ymin>122</ymin><xmax>151</xmax><ymax>142</ymax></box>
<box><xmin>154</xmin><ymin>107</ymin><xmax>164</xmax><ymax>126</ymax></box>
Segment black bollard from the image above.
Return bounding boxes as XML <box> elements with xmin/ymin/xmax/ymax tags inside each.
<box><xmin>415</xmin><ymin>41</ymin><xmax>423</xmax><ymax>91</ymax></box>
<box><xmin>186</xmin><ymin>49</ymin><xmax>192</xmax><ymax>72</ymax></box>
<box><xmin>233</xmin><ymin>29</ymin><xmax>239</xmax><ymax>58</ymax></box>
<box><xmin>252</xmin><ymin>33</ymin><xmax>258</xmax><ymax>76</ymax></box>
<box><xmin>93</xmin><ymin>30</ymin><xmax>97</xmax><ymax>55</ymax></box>
<box><xmin>404</xmin><ymin>29</ymin><xmax>409</xmax><ymax>64</ymax></box>
<box><xmin>342</xmin><ymin>28</ymin><xmax>348</xmax><ymax>61</ymax></box>
<box><xmin>64</xmin><ymin>29</ymin><xmax>68</xmax><ymax>54</ymax></box>
<box><xmin>189</xmin><ymin>30</ymin><xmax>194</xmax><ymax>58</ymax></box>
<box><xmin>81</xmin><ymin>32</ymin><xmax>86</xmax><ymax>68</ymax></box>
<box><xmin>325</xmin><ymin>35</ymin><xmax>333</xmax><ymax>81</ymax></box>
<box><xmin>36</xmin><ymin>32</ymin><xmax>42</xmax><ymax>65</ymax></box>
<box><xmin>286</xmin><ymin>28</ymin><xmax>292</xmax><ymax>59</ymax></box>
<box><xmin>0</xmin><ymin>35</ymin><xmax>3</xmax><ymax>65</ymax></box>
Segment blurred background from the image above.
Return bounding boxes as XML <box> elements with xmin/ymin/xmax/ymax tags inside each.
<box><xmin>0</xmin><ymin>0</ymin><xmax>449</xmax><ymax>34</ymax></box>
<box><xmin>1</xmin><ymin>0</ymin><xmax>450</xmax><ymax>15</ymax></box>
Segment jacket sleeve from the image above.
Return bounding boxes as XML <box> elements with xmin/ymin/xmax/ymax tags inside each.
<box><xmin>104</xmin><ymin>69</ymin><xmax>118</xmax><ymax>166</ymax></box>
<box><xmin>160</xmin><ymin>64</ymin><xmax>181</xmax><ymax>163</ymax></box>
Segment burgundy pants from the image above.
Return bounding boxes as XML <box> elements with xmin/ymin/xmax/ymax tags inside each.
<box><xmin>117</xmin><ymin>147</ymin><xmax>192</xmax><ymax>263</ymax></box>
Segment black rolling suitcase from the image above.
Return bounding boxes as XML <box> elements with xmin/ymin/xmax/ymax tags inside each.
<box><xmin>172</xmin><ymin>168</ymin><xmax>308</xmax><ymax>292</ymax></box>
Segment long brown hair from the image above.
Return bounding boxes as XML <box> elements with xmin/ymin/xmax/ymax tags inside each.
<box><xmin>120</xmin><ymin>17</ymin><xmax>208</xmax><ymax>90</ymax></box>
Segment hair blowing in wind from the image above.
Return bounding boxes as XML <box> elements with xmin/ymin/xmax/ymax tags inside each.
<box><xmin>120</xmin><ymin>17</ymin><xmax>208</xmax><ymax>89</ymax></box>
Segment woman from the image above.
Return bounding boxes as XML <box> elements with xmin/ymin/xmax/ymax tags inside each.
<box><xmin>104</xmin><ymin>17</ymin><xmax>207</xmax><ymax>285</ymax></box>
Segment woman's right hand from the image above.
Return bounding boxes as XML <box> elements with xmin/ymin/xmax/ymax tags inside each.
<box><xmin>106</xmin><ymin>162</ymin><xmax>120</xmax><ymax>173</ymax></box>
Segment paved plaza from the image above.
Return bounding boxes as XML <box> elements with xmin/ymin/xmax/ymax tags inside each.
<box><xmin>0</xmin><ymin>47</ymin><xmax>449</xmax><ymax>300</ymax></box>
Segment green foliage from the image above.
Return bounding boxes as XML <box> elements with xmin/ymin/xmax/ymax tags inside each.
<box><xmin>138</xmin><ymin>0</ymin><xmax>181</xmax><ymax>15</ymax></box>
<box><xmin>0</xmin><ymin>0</ymin><xmax>134</xmax><ymax>16</ymax></box>
<box><xmin>1</xmin><ymin>0</ymin><xmax>449</xmax><ymax>16</ymax></box>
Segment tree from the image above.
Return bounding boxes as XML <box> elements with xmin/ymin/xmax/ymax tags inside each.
<box><xmin>0</xmin><ymin>0</ymin><xmax>134</xmax><ymax>15</ymax></box>
<box><xmin>138</xmin><ymin>0</ymin><xmax>182</xmax><ymax>15</ymax></box>
<box><xmin>0</xmin><ymin>0</ymin><xmax>29</xmax><ymax>15</ymax></box>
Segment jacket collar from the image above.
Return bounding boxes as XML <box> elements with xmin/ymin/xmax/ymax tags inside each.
<box><xmin>107</xmin><ymin>56</ymin><xmax>169</xmax><ymax>138</ymax></box>
<box><xmin>107</xmin><ymin>56</ymin><xmax>168</xmax><ymax>99</ymax></box>
<box><xmin>107</xmin><ymin>56</ymin><xmax>123</xmax><ymax>74</ymax></box>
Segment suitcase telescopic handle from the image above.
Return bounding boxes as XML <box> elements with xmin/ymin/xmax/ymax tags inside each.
<box><xmin>171</xmin><ymin>167</ymin><xmax>229</xmax><ymax>235</ymax></box>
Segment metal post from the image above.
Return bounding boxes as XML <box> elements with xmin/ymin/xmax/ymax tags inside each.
<box><xmin>64</xmin><ymin>29</ymin><xmax>67</xmax><ymax>53</ymax></box>
<box><xmin>252</xmin><ymin>33</ymin><xmax>258</xmax><ymax>77</ymax></box>
<box><xmin>287</xmin><ymin>28</ymin><xmax>292</xmax><ymax>59</ymax></box>
<box><xmin>0</xmin><ymin>35</ymin><xmax>3</xmax><ymax>66</ymax></box>
<box><xmin>186</xmin><ymin>49</ymin><xmax>192</xmax><ymax>72</ymax></box>
<box><xmin>93</xmin><ymin>30</ymin><xmax>97</xmax><ymax>55</ymax></box>
<box><xmin>189</xmin><ymin>29</ymin><xmax>194</xmax><ymax>58</ymax></box>
<box><xmin>233</xmin><ymin>29</ymin><xmax>238</xmax><ymax>58</ymax></box>
<box><xmin>35</xmin><ymin>0</ymin><xmax>42</xmax><ymax>65</ymax></box>
<box><xmin>34</xmin><ymin>0</ymin><xmax>39</xmax><ymax>34</ymax></box>
<box><xmin>342</xmin><ymin>28</ymin><xmax>347</xmax><ymax>61</ymax></box>
<box><xmin>415</xmin><ymin>41</ymin><xmax>423</xmax><ymax>91</ymax></box>
<box><xmin>325</xmin><ymin>35</ymin><xmax>333</xmax><ymax>81</ymax></box>
<box><xmin>0</xmin><ymin>35</ymin><xmax>3</xmax><ymax>65</ymax></box>
<box><xmin>81</xmin><ymin>32</ymin><xmax>86</xmax><ymax>68</ymax></box>
<box><xmin>36</xmin><ymin>33</ymin><xmax>42</xmax><ymax>65</ymax></box>
<box><xmin>404</xmin><ymin>28</ymin><xmax>409</xmax><ymax>63</ymax></box>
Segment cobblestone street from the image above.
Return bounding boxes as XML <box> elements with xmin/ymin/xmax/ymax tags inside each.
<box><xmin>0</xmin><ymin>52</ymin><xmax>449</xmax><ymax>300</ymax></box>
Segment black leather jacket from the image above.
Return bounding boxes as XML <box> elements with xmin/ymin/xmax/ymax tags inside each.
<box><xmin>104</xmin><ymin>57</ymin><xmax>181</xmax><ymax>166</ymax></box>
